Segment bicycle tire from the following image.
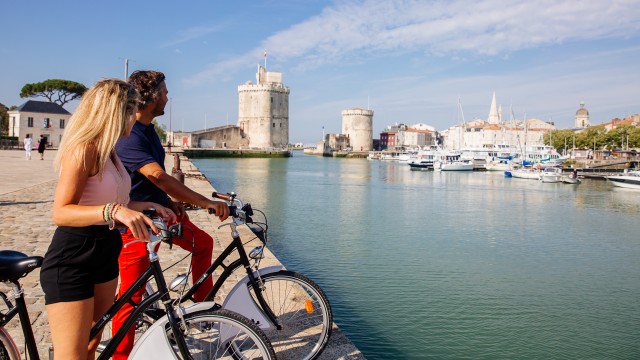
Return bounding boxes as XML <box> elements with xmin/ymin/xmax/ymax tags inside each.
<box><xmin>0</xmin><ymin>329</ymin><xmax>20</xmax><ymax>360</ymax></box>
<box><xmin>170</xmin><ymin>308</ymin><xmax>276</xmax><ymax>360</ymax></box>
<box><xmin>248</xmin><ymin>271</ymin><xmax>332</xmax><ymax>360</ymax></box>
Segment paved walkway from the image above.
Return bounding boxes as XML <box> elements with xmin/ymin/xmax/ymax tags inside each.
<box><xmin>0</xmin><ymin>149</ymin><xmax>363</xmax><ymax>359</ymax></box>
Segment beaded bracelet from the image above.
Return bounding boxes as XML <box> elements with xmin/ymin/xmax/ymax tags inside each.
<box><xmin>104</xmin><ymin>203</ymin><xmax>112</xmax><ymax>223</ymax></box>
<box><xmin>109</xmin><ymin>203</ymin><xmax>118</xmax><ymax>223</ymax></box>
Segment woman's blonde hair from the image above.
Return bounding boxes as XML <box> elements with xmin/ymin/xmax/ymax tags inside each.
<box><xmin>54</xmin><ymin>78</ymin><xmax>139</xmax><ymax>174</ymax></box>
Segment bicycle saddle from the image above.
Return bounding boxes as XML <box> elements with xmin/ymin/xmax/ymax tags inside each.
<box><xmin>0</xmin><ymin>250</ymin><xmax>43</xmax><ymax>282</ymax></box>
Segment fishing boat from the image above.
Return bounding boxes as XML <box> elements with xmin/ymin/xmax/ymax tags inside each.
<box><xmin>561</xmin><ymin>176</ymin><xmax>581</xmax><ymax>184</ymax></box>
<box><xmin>605</xmin><ymin>170</ymin><xmax>640</xmax><ymax>189</ymax></box>
<box><xmin>540</xmin><ymin>167</ymin><xmax>563</xmax><ymax>183</ymax></box>
<box><xmin>561</xmin><ymin>170</ymin><xmax>581</xmax><ymax>184</ymax></box>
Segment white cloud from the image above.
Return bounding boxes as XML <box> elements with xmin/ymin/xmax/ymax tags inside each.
<box><xmin>161</xmin><ymin>25</ymin><xmax>223</xmax><ymax>48</ymax></box>
<box><xmin>185</xmin><ymin>0</ymin><xmax>640</xmax><ymax>86</ymax></box>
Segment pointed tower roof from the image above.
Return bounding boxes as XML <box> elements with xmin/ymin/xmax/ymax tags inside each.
<box><xmin>488</xmin><ymin>92</ymin><xmax>500</xmax><ymax>124</ymax></box>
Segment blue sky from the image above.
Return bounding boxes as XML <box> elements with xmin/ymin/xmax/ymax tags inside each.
<box><xmin>2</xmin><ymin>0</ymin><xmax>639</xmax><ymax>143</ymax></box>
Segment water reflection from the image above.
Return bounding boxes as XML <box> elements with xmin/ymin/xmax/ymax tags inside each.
<box><xmin>194</xmin><ymin>156</ymin><xmax>640</xmax><ymax>360</ymax></box>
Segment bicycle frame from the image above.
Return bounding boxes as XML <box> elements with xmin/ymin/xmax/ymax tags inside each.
<box><xmin>0</xmin><ymin>229</ymin><xmax>194</xmax><ymax>360</ymax></box>
<box><xmin>0</xmin><ymin>280</ymin><xmax>40</xmax><ymax>359</ymax></box>
<box><xmin>93</xmin><ymin>256</ymin><xmax>191</xmax><ymax>359</ymax></box>
<box><xmin>176</xmin><ymin>223</ymin><xmax>281</xmax><ymax>330</ymax></box>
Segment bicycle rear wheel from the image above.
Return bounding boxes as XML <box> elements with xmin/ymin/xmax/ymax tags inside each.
<box><xmin>174</xmin><ymin>309</ymin><xmax>276</xmax><ymax>360</ymax></box>
<box><xmin>249</xmin><ymin>271</ymin><xmax>332</xmax><ymax>360</ymax></box>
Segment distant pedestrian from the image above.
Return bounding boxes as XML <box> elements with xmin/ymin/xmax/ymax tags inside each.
<box><xmin>24</xmin><ymin>134</ymin><xmax>32</xmax><ymax>160</ymax></box>
<box><xmin>37</xmin><ymin>135</ymin><xmax>46</xmax><ymax>160</ymax></box>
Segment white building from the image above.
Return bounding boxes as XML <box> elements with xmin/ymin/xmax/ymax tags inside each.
<box><xmin>7</xmin><ymin>100</ymin><xmax>70</xmax><ymax>147</ymax></box>
<box><xmin>442</xmin><ymin>93</ymin><xmax>555</xmax><ymax>150</ymax></box>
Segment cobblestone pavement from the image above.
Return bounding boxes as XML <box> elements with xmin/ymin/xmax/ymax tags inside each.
<box><xmin>0</xmin><ymin>149</ymin><xmax>363</xmax><ymax>359</ymax></box>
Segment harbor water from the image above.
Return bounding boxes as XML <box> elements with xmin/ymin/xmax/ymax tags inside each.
<box><xmin>193</xmin><ymin>155</ymin><xmax>640</xmax><ymax>359</ymax></box>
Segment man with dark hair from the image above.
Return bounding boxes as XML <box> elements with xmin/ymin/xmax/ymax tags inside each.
<box><xmin>112</xmin><ymin>70</ymin><xmax>229</xmax><ymax>359</ymax></box>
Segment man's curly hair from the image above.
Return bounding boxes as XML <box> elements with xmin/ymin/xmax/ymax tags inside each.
<box><xmin>128</xmin><ymin>70</ymin><xmax>166</xmax><ymax>110</ymax></box>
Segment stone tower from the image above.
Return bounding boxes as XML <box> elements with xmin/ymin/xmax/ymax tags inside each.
<box><xmin>341</xmin><ymin>108</ymin><xmax>373</xmax><ymax>151</ymax></box>
<box><xmin>238</xmin><ymin>65</ymin><xmax>290</xmax><ymax>148</ymax></box>
<box><xmin>575</xmin><ymin>102</ymin><xmax>589</xmax><ymax>128</ymax></box>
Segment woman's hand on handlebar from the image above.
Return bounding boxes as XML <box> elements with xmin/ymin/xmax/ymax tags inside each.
<box><xmin>113</xmin><ymin>206</ymin><xmax>158</xmax><ymax>241</ymax></box>
<box><xmin>206</xmin><ymin>200</ymin><xmax>230</xmax><ymax>221</ymax></box>
<box><xmin>153</xmin><ymin>203</ymin><xmax>177</xmax><ymax>224</ymax></box>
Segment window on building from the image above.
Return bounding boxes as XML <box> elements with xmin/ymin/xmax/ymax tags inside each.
<box><xmin>28</xmin><ymin>117</ymin><xmax>34</xmax><ymax>127</ymax></box>
<box><xmin>43</xmin><ymin>118</ymin><xmax>50</xmax><ymax>128</ymax></box>
<box><xmin>270</xmin><ymin>97</ymin><xmax>273</xmax><ymax>103</ymax></box>
<box><xmin>272</xmin><ymin>123</ymin><xmax>275</xmax><ymax>128</ymax></box>
<box><xmin>60</xmin><ymin>119</ymin><xmax>65</xmax><ymax>129</ymax></box>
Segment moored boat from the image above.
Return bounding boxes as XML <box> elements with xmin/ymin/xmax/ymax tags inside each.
<box><xmin>540</xmin><ymin>167</ymin><xmax>563</xmax><ymax>183</ymax></box>
<box><xmin>605</xmin><ymin>170</ymin><xmax>640</xmax><ymax>189</ymax></box>
<box><xmin>511</xmin><ymin>167</ymin><xmax>541</xmax><ymax>180</ymax></box>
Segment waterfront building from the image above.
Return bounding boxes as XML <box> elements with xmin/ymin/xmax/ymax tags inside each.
<box><xmin>7</xmin><ymin>100</ymin><xmax>70</xmax><ymax>147</ymax></box>
<box><xmin>342</xmin><ymin>108</ymin><xmax>373</xmax><ymax>152</ymax></box>
<box><xmin>379</xmin><ymin>123</ymin><xmax>435</xmax><ymax>150</ymax></box>
<box><xmin>441</xmin><ymin>93</ymin><xmax>555</xmax><ymax>151</ymax></box>
<box><xmin>238</xmin><ymin>65</ymin><xmax>290</xmax><ymax>148</ymax></box>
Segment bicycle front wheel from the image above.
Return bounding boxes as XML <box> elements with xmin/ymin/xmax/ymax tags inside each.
<box><xmin>0</xmin><ymin>329</ymin><xmax>20</xmax><ymax>360</ymax></box>
<box><xmin>174</xmin><ymin>309</ymin><xmax>276</xmax><ymax>360</ymax></box>
<box><xmin>250</xmin><ymin>271</ymin><xmax>332</xmax><ymax>360</ymax></box>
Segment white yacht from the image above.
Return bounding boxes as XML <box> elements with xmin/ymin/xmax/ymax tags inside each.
<box><xmin>606</xmin><ymin>170</ymin><xmax>640</xmax><ymax>189</ymax></box>
<box><xmin>540</xmin><ymin>167</ymin><xmax>563</xmax><ymax>183</ymax></box>
<box><xmin>524</xmin><ymin>145</ymin><xmax>562</xmax><ymax>165</ymax></box>
<box><xmin>433</xmin><ymin>151</ymin><xmax>474</xmax><ymax>171</ymax></box>
<box><xmin>510</xmin><ymin>167</ymin><xmax>542</xmax><ymax>180</ymax></box>
<box><xmin>407</xmin><ymin>146</ymin><xmax>439</xmax><ymax>170</ymax></box>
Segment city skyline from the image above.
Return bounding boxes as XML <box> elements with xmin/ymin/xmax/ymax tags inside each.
<box><xmin>1</xmin><ymin>0</ymin><xmax>639</xmax><ymax>143</ymax></box>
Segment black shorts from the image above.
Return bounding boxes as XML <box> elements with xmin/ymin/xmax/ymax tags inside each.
<box><xmin>40</xmin><ymin>225</ymin><xmax>123</xmax><ymax>304</ymax></box>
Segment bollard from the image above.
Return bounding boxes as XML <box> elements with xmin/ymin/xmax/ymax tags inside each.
<box><xmin>172</xmin><ymin>153</ymin><xmax>184</xmax><ymax>184</ymax></box>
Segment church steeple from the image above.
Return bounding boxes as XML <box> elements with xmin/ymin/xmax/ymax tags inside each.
<box><xmin>488</xmin><ymin>91</ymin><xmax>500</xmax><ymax>124</ymax></box>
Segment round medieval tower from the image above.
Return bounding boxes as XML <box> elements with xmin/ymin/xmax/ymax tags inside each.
<box><xmin>342</xmin><ymin>108</ymin><xmax>373</xmax><ymax>152</ymax></box>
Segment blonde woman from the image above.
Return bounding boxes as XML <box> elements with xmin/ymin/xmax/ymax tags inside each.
<box><xmin>39</xmin><ymin>79</ymin><xmax>176</xmax><ymax>360</ymax></box>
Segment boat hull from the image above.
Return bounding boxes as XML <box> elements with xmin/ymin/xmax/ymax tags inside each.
<box><xmin>511</xmin><ymin>169</ymin><xmax>541</xmax><ymax>180</ymax></box>
<box><xmin>606</xmin><ymin>176</ymin><xmax>640</xmax><ymax>189</ymax></box>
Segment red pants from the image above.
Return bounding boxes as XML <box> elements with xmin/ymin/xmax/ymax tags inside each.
<box><xmin>111</xmin><ymin>215</ymin><xmax>213</xmax><ymax>360</ymax></box>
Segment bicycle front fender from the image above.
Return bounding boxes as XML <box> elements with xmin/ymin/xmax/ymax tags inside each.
<box><xmin>221</xmin><ymin>265</ymin><xmax>283</xmax><ymax>331</ymax></box>
<box><xmin>129</xmin><ymin>302</ymin><xmax>220</xmax><ymax>359</ymax></box>
<box><xmin>128</xmin><ymin>315</ymin><xmax>175</xmax><ymax>360</ymax></box>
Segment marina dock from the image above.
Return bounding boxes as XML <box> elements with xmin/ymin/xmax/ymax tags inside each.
<box><xmin>0</xmin><ymin>149</ymin><xmax>364</xmax><ymax>359</ymax></box>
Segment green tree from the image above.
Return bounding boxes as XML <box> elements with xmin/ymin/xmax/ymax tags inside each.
<box><xmin>576</xmin><ymin>126</ymin><xmax>608</xmax><ymax>150</ymax></box>
<box><xmin>153</xmin><ymin>119</ymin><xmax>167</xmax><ymax>142</ymax></box>
<box><xmin>20</xmin><ymin>79</ymin><xmax>87</xmax><ymax>107</ymax></box>
<box><xmin>545</xmin><ymin>129</ymin><xmax>576</xmax><ymax>153</ymax></box>
<box><xmin>0</xmin><ymin>103</ymin><xmax>8</xmax><ymax>135</ymax></box>
<box><xmin>603</xmin><ymin>125</ymin><xmax>637</xmax><ymax>150</ymax></box>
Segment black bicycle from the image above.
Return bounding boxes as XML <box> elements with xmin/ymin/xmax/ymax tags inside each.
<box><xmin>141</xmin><ymin>192</ymin><xmax>333</xmax><ymax>360</ymax></box>
<box><xmin>0</xmin><ymin>211</ymin><xmax>276</xmax><ymax>360</ymax></box>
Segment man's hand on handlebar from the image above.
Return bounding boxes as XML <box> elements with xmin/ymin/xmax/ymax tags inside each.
<box><xmin>167</xmin><ymin>198</ymin><xmax>186</xmax><ymax>220</ymax></box>
<box><xmin>205</xmin><ymin>200</ymin><xmax>230</xmax><ymax>221</ymax></box>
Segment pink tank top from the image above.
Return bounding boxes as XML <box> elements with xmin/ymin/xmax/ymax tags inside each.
<box><xmin>78</xmin><ymin>155</ymin><xmax>131</xmax><ymax>208</ymax></box>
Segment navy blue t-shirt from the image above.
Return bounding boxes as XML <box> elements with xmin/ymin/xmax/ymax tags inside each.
<box><xmin>116</xmin><ymin>121</ymin><xmax>168</xmax><ymax>206</ymax></box>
